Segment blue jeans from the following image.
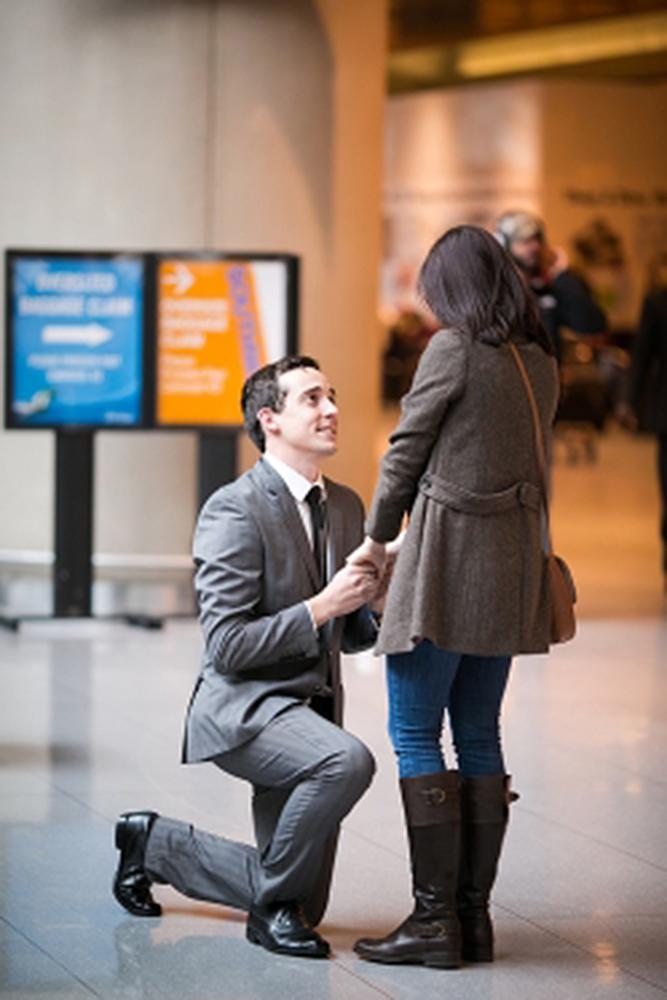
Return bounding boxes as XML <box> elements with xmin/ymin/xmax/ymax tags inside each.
<box><xmin>387</xmin><ymin>640</ymin><xmax>512</xmax><ymax>779</ymax></box>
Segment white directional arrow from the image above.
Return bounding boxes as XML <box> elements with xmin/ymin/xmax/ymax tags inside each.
<box><xmin>161</xmin><ymin>262</ymin><xmax>195</xmax><ymax>295</ymax></box>
<box><xmin>42</xmin><ymin>323</ymin><xmax>112</xmax><ymax>347</ymax></box>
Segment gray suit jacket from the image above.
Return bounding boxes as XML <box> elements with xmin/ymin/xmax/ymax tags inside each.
<box><xmin>183</xmin><ymin>458</ymin><xmax>377</xmax><ymax>762</ymax></box>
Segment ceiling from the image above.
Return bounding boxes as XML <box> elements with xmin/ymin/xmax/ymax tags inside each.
<box><xmin>388</xmin><ymin>0</ymin><xmax>667</xmax><ymax>92</ymax></box>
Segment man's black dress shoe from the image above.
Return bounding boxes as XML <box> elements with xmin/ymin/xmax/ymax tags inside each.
<box><xmin>113</xmin><ymin>811</ymin><xmax>162</xmax><ymax>917</ymax></box>
<box><xmin>246</xmin><ymin>902</ymin><xmax>330</xmax><ymax>958</ymax></box>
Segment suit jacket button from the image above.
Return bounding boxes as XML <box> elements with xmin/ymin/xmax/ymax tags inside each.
<box><xmin>313</xmin><ymin>684</ymin><xmax>322</xmax><ymax>693</ymax></box>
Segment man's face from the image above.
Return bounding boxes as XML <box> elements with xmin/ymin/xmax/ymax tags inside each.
<box><xmin>261</xmin><ymin>366</ymin><xmax>338</xmax><ymax>459</ymax></box>
<box><xmin>510</xmin><ymin>234</ymin><xmax>543</xmax><ymax>274</ymax></box>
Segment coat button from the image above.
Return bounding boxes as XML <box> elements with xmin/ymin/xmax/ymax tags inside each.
<box><xmin>313</xmin><ymin>684</ymin><xmax>322</xmax><ymax>693</ymax></box>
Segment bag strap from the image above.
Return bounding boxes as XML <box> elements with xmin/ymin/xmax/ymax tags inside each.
<box><xmin>507</xmin><ymin>341</ymin><xmax>553</xmax><ymax>556</ymax></box>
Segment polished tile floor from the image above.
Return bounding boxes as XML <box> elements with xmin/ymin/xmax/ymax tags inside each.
<box><xmin>1</xmin><ymin>428</ymin><xmax>666</xmax><ymax>999</ymax></box>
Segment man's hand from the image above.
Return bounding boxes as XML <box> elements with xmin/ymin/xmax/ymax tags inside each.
<box><xmin>307</xmin><ymin>562</ymin><xmax>379</xmax><ymax>627</ymax></box>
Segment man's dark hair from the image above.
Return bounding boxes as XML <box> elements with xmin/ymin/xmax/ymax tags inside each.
<box><xmin>418</xmin><ymin>224</ymin><xmax>554</xmax><ymax>354</ymax></box>
<box><xmin>241</xmin><ymin>355</ymin><xmax>321</xmax><ymax>452</ymax></box>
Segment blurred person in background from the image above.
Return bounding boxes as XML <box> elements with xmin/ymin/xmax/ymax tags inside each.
<box><xmin>350</xmin><ymin>226</ymin><xmax>559</xmax><ymax>970</ymax></box>
<box><xmin>382</xmin><ymin>308</ymin><xmax>437</xmax><ymax>403</ymax></box>
<box><xmin>495</xmin><ymin>209</ymin><xmax>607</xmax><ymax>361</ymax></box>
<box><xmin>623</xmin><ymin>251</ymin><xmax>667</xmax><ymax>588</ymax></box>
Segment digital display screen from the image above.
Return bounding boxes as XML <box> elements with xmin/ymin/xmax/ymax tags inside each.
<box><xmin>6</xmin><ymin>253</ymin><xmax>145</xmax><ymax>428</ymax></box>
<box><xmin>155</xmin><ymin>257</ymin><xmax>292</xmax><ymax>427</ymax></box>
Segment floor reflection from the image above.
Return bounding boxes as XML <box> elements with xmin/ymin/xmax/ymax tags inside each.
<box><xmin>0</xmin><ymin>427</ymin><xmax>666</xmax><ymax>999</ymax></box>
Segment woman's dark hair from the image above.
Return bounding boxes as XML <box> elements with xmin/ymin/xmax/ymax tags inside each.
<box><xmin>241</xmin><ymin>355</ymin><xmax>320</xmax><ymax>452</ymax></box>
<box><xmin>417</xmin><ymin>224</ymin><xmax>554</xmax><ymax>353</ymax></box>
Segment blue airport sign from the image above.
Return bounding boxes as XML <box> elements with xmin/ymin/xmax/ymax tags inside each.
<box><xmin>9</xmin><ymin>255</ymin><xmax>145</xmax><ymax>428</ymax></box>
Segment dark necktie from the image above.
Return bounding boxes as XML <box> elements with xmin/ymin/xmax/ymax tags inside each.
<box><xmin>305</xmin><ymin>485</ymin><xmax>326</xmax><ymax>583</ymax></box>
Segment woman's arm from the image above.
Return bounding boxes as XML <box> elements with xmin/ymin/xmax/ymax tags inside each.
<box><xmin>366</xmin><ymin>329</ymin><xmax>468</xmax><ymax>543</ymax></box>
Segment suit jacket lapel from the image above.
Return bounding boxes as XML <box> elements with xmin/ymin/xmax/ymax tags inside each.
<box><xmin>325</xmin><ymin>494</ymin><xmax>343</xmax><ymax>583</ymax></box>
<box><xmin>321</xmin><ymin>481</ymin><xmax>344</xmax><ymax>650</ymax></box>
<box><xmin>255</xmin><ymin>458</ymin><xmax>321</xmax><ymax>591</ymax></box>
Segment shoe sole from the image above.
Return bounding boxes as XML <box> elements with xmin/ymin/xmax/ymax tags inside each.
<box><xmin>246</xmin><ymin>924</ymin><xmax>329</xmax><ymax>959</ymax></box>
<box><xmin>462</xmin><ymin>950</ymin><xmax>493</xmax><ymax>963</ymax></box>
<box><xmin>112</xmin><ymin>885</ymin><xmax>162</xmax><ymax>918</ymax></box>
<box><xmin>354</xmin><ymin>948</ymin><xmax>460</xmax><ymax>969</ymax></box>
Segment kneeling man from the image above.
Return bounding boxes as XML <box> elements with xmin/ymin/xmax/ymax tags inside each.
<box><xmin>112</xmin><ymin>356</ymin><xmax>382</xmax><ymax>959</ymax></box>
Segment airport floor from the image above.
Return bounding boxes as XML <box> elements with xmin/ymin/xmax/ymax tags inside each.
<box><xmin>1</xmin><ymin>426</ymin><xmax>666</xmax><ymax>999</ymax></box>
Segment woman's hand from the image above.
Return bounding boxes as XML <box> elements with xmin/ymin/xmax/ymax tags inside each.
<box><xmin>385</xmin><ymin>529</ymin><xmax>407</xmax><ymax>558</ymax></box>
<box><xmin>346</xmin><ymin>536</ymin><xmax>387</xmax><ymax>575</ymax></box>
<box><xmin>367</xmin><ymin>530</ymin><xmax>406</xmax><ymax>613</ymax></box>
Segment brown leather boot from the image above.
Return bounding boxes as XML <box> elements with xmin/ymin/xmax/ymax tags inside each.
<box><xmin>354</xmin><ymin>771</ymin><xmax>462</xmax><ymax>968</ymax></box>
<box><xmin>457</xmin><ymin>774</ymin><xmax>518</xmax><ymax>962</ymax></box>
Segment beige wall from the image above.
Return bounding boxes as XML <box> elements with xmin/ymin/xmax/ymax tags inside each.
<box><xmin>0</xmin><ymin>0</ymin><xmax>211</xmax><ymax>556</ymax></box>
<box><xmin>0</xmin><ymin>0</ymin><xmax>386</xmax><ymax>564</ymax></box>
<box><xmin>541</xmin><ymin>81</ymin><xmax>667</xmax><ymax>328</ymax></box>
<box><xmin>383</xmin><ymin>80</ymin><xmax>543</xmax><ymax>311</ymax></box>
<box><xmin>383</xmin><ymin>78</ymin><xmax>667</xmax><ymax>328</ymax></box>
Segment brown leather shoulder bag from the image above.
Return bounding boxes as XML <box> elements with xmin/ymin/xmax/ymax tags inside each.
<box><xmin>509</xmin><ymin>342</ymin><xmax>577</xmax><ymax>645</ymax></box>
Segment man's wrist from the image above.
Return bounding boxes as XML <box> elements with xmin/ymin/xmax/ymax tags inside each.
<box><xmin>306</xmin><ymin>594</ymin><xmax>331</xmax><ymax>629</ymax></box>
<box><xmin>304</xmin><ymin>600</ymin><xmax>318</xmax><ymax>632</ymax></box>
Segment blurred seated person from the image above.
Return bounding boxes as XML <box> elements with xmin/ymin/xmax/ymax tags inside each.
<box><xmin>495</xmin><ymin>210</ymin><xmax>607</xmax><ymax>361</ymax></box>
<box><xmin>383</xmin><ymin>308</ymin><xmax>437</xmax><ymax>403</ymax></box>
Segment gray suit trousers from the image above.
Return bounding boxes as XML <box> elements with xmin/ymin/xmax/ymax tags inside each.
<box><xmin>144</xmin><ymin>705</ymin><xmax>375</xmax><ymax>915</ymax></box>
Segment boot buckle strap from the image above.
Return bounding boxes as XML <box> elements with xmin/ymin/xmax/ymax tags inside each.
<box><xmin>421</xmin><ymin>788</ymin><xmax>447</xmax><ymax>806</ymax></box>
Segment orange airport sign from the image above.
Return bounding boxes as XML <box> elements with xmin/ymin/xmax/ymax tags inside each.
<box><xmin>156</xmin><ymin>259</ymin><xmax>267</xmax><ymax>426</ymax></box>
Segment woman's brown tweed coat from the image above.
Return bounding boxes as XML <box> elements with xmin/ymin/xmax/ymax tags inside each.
<box><xmin>367</xmin><ymin>328</ymin><xmax>559</xmax><ymax>657</ymax></box>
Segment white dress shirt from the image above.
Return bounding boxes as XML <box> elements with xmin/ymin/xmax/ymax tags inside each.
<box><xmin>263</xmin><ymin>452</ymin><xmax>326</xmax><ymax>631</ymax></box>
<box><xmin>263</xmin><ymin>452</ymin><xmax>326</xmax><ymax>549</ymax></box>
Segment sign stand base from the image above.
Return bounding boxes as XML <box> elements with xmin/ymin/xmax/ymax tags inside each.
<box><xmin>0</xmin><ymin>431</ymin><xmax>178</xmax><ymax>632</ymax></box>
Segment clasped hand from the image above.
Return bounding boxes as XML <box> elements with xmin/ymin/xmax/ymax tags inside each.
<box><xmin>308</xmin><ymin>533</ymin><xmax>405</xmax><ymax>626</ymax></box>
<box><xmin>346</xmin><ymin>532</ymin><xmax>406</xmax><ymax>613</ymax></box>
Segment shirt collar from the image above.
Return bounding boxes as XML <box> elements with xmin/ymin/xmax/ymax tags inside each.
<box><xmin>263</xmin><ymin>452</ymin><xmax>325</xmax><ymax>503</ymax></box>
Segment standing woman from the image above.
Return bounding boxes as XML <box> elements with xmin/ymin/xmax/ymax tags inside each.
<box><xmin>353</xmin><ymin>225</ymin><xmax>559</xmax><ymax>969</ymax></box>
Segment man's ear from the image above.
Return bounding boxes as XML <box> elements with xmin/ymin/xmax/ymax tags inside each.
<box><xmin>258</xmin><ymin>406</ymin><xmax>280</xmax><ymax>440</ymax></box>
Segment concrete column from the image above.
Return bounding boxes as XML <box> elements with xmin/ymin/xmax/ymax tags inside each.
<box><xmin>212</xmin><ymin>0</ymin><xmax>387</xmax><ymax>497</ymax></box>
<box><xmin>0</xmin><ymin>0</ymin><xmax>386</xmax><ymax>569</ymax></box>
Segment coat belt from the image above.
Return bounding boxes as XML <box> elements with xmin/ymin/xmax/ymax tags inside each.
<box><xmin>418</xmin><ymin>473</ymin><xmax>541</xmax><ymax>515</ymax></box>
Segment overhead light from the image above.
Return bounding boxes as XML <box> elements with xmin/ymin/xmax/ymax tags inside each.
<box><xmin>389</xmin><ymin>11</ymin><xmax>667</xmax><ymax>86</ymax></box>
<box><xmin>457</xmin><ymin>11</ymin><xmax>667</xmax><ymax>78</ymax></box>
